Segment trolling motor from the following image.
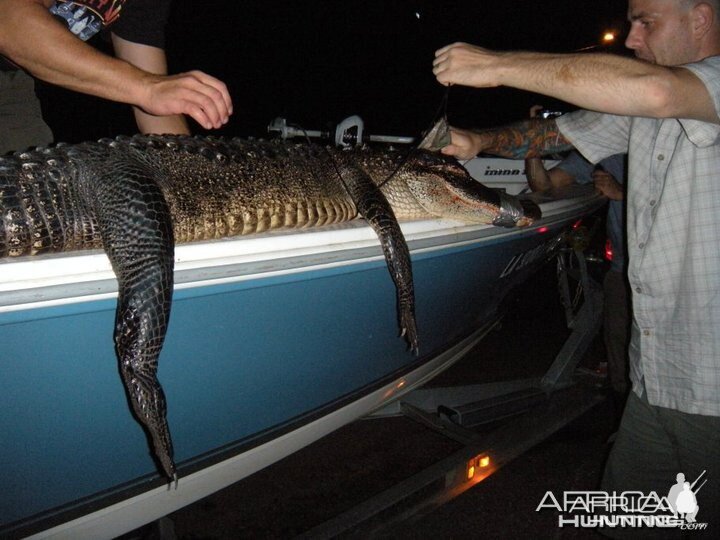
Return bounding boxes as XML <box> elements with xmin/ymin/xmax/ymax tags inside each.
<box><xmin>268</xmin><ymin>115</ymin><xmax>416</xmax><ymax>148</ymax></box>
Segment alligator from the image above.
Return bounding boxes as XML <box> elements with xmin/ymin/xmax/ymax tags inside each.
<box><xmin>0</xmin><ymin>134</ymin><xmax>540</xmax><ymax>481</ymax></box>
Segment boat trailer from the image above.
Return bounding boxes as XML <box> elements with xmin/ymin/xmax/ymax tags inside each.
<box><xmin>301</xmin><ymin>233</ymin><xmax>607</xmax><ymax>538</ymax></box>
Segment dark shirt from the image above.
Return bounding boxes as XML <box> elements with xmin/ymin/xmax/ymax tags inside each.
<box><xmin>111</xmin><ymin>0</ymin><xmax>172</xmax><ymax>48</ymax></box>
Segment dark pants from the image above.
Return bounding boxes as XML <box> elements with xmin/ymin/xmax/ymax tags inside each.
<box><xmin>603</xmin><ymin>269</ymin><xmax>631</xmax><ymax>394</ymax></box>
<box><xmin>600</xmin><ymin>390</ymin><xmax>720</xmax><ymax>538</ymax></box>
<box><xmin>0</xmin><ymin>70</ymin><xmax>53</xmax><ymax>155</ymax></box>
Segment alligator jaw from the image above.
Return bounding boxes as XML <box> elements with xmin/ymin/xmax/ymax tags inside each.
<box><xmin>400</xmin><ymin>151</ymin><xmax>542</xmax><ymax>227</ymax></box>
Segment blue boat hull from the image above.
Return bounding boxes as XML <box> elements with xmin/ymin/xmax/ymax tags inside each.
<box><xmin>0</xmin><ymin>182</ymin><xmax>603</xmax><ymax>538</ymax></box>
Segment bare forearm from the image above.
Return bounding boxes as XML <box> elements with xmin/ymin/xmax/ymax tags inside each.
<box><xmin>134</xmin><ymin>109</ymin><xmax>189</xmax><ymax>135</ymax></box>
<box><xmin>0</xmin><ymin>0</ymin><xmax>153</xmax><ymax>106</ymax></box>
<box><xmin>112</xmin><ymin>35</ymin><xmax>190</xmax><ymax>135</ymax></box>
<box><xmin>0</xmin><ymin>0</ymin><xmax>232</xmax><ymax>130</ymax></box>
<box><xmin>434</xmin><ymin>43</ymin><xmax>719</xmax><ymax>124</ymax></box>
<box><xmin>497</xmin><ymin>52</ymin><xmax>707</xmax><ymax>119</ymax></box>
<box><xmin>525</xmin><ymin>158</ymin><xmax>553</xmax><ymax>191</ymax></box>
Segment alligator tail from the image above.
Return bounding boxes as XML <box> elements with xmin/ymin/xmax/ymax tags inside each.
<box><xmin>70</xmin><ymin>145</ymin><xmax>177</xmax><ymax>480</ymax></box>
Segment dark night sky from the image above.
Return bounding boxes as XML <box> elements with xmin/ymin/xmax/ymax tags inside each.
<box><xmin>40</xmin><ymin>0</ymin><xmax>629</xmax><ymax>143</ymax></box>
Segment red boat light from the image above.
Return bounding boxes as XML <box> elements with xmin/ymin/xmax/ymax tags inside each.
<box><xmin>605</xmin><ymin>239</ymin><xmax>613</xmax><ymax>261</ymax></box>
<box><xmin>572</xmin><ymin>219</ymin><xmax>583</xmax><ymax>229</ymax></box>
<box><xmin>537</xmin><ymin>226</ymin><xmax>549</xmax><ymax>234</ymax></box>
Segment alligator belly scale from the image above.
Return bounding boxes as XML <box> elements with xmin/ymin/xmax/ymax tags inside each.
<box><xmin>0</xmin><ymin>134</ymin><xmax>540</xmax><ymax>480</ymax></box>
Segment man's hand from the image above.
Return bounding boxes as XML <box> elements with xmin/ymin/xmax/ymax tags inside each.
<box><xmin>141</xmin><ymin>71</ymin><xmax>232</xmax><ymax>131</ymax></box>
<box><xmin>433</xmin><ymin>42</ymin><xmax>503</xmax><ymax>88</ymax></box>
<box><xmin>592</xmin><ymin>169</ymin><xmax>623</xmax><ymax>200</ymax></box>
<box><xmin>441</xmin><ymin>127</ymin><xmax>491</xmax><ymax>160</ymax></box>
<box><xmin>0</xmin><ymin>1</ymin><xmax>235</xmax><ymax>132</ymax></box>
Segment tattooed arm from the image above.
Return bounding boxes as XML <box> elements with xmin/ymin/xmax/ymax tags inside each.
<box><xmin>441</xmin><ymin>118</ymin><xmax>573</xmax><ymax>160</ymax></box>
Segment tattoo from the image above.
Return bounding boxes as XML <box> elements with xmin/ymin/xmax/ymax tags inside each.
<box><xmin>485</xmin><ymin>119</ymin><xmax>572</xmax><ymax>159</ymax></box>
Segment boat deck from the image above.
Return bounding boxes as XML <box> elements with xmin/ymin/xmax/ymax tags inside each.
<box><xmin>123</xmin><ymin>262</ymin><xmax>617</xmax><ymax>539</ymax></box>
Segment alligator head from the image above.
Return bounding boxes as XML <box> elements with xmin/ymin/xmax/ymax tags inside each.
<box><xmin>388</xmin><ymin>151</ymin><xmax>541</xmax><ymax>227</ymax></box>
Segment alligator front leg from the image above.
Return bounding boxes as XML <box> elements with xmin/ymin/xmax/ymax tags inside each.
<box><xmin>338</xmin><ymin>163</ymin><xmax>418</xmax><ymax>353</ymax></box>
<box><xmin>72</xmin><ymin>148</ymin><xmax>177</xmax><ymax>480</ymax></box>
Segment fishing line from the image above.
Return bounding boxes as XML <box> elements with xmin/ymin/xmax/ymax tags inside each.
<box><xmin>281</xmin><ymin>84</ymin><xmax>453</xmax><ymax>203</ymax></box>
<box><xmin>282</xmin><ymin>122</ymin><xmax>359</xmax><ymax>209</ymax></box>
<box><xmin>284</xmin><ymin>122</ymin><xmax>347</xmax><ymax>194</ymax></box>
<box><xmin>376</xmin><ymin>84</ymin><xmax>452</xmax><ymax>190</ymax></box>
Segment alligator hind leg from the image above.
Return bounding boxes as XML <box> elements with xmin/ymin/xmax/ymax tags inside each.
<box><xmin>75</xmin><ymin>150</ymin><xmax>177</xmax><ymax>480</ymax></box>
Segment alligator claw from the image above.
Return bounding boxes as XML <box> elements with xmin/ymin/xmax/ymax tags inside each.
<box><xmin>400</xmin><ymin>310</ymin><xmax>419</xmax><ymax>355</ymax></box>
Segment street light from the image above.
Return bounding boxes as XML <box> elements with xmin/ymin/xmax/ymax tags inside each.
<box><xmin>575</xmin><ymin>30</ymin><xmax>618</xmax><ymax>52</ymax></box>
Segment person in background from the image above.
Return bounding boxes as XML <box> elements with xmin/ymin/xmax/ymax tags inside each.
<box><xmin>525</xmin><ymin>105</ymin><xmax>631</xmax><ymax>412</ymax></box>
<box><xmin>0</xmin><ymin>0</ymin><xmax>233</xmax><ymax>154</ymax></box>
<box><xmin>433</xmin><ymin>0</ymin><xmax>720</xmax><ymax>533</ymax></box>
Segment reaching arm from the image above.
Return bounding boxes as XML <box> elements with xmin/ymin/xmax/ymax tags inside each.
<box><xmin>0</xmin><ymin>0</ymin><xmax>232</xmax><ymax>130</ymax></box>
<box><xmin>442</xmin><ymin>119</ymin><xmax>573</xmax><ymax>160</ymax></box>
<box><xmin>525</xmin><ymin>159</ymin><xmax>576</xmax><ymax>192</ymax></box>
<box><xmin>111</xmin><ymin>34</ymin><xmax>189</xmax><ymax>135</ymax></box>
<box><xmin>433</xmin><ymin>42</ymin><xmax>719</xmax><ymax>124</ymax></box>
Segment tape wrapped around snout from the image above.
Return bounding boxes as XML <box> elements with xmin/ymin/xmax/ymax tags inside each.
<box><xmin>492</xmin><ymin>192</ymin><xmax>525</xmax><ymax>227</ymax></box>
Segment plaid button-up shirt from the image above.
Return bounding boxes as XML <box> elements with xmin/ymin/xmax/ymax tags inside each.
<box><xmin>557</xmin><ymin>56</ymin><xmax>720</xmax><ymax>417</ymax></box>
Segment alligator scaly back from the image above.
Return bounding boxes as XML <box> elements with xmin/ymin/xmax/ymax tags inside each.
<box><xmin>119</xmin><ymin>135</ymin><xmax>418</xmax><ymax>351</ymax></box>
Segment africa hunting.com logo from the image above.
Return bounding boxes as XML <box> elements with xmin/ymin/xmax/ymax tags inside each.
<box><xmin>536</xmin><ymin>471</ymin><xmax>708</xmax><ymax>531</ymax></box>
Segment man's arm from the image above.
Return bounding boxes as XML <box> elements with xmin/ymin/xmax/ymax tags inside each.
<box><xmin>0</xmin><ymin>0</ymin><xmax>232</xmax><ymax>130</ymax></box>
<box><xmin>111</xmin><ymin>34</ymin><xmax>189</xmax><ymax>135</ymax></box>
<box><xmin>442</xmin><ymin>119</ymin><xmax>573</xmax><ymax>160</ymax></box>
<box><xmin>525</xmin><ymin>159</ymin><xmax>576</xmax><ymax>192</ymax></box>
<box><xmin>433</xmin><ymin>43</ymin><xmax>719</xmax><ymax>124</ymax></box>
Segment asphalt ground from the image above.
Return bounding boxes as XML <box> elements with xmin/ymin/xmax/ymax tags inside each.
<box><xmin>125</xmin><ymin>260</ymin><xmax>619</xmax><ymax>539</ymax></box>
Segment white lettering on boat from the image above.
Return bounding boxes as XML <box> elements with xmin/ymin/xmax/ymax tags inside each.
<box><xmin>499</xmin><ymin>233</ymin><xmax>563</xmax><ymax>279</ymax></box>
